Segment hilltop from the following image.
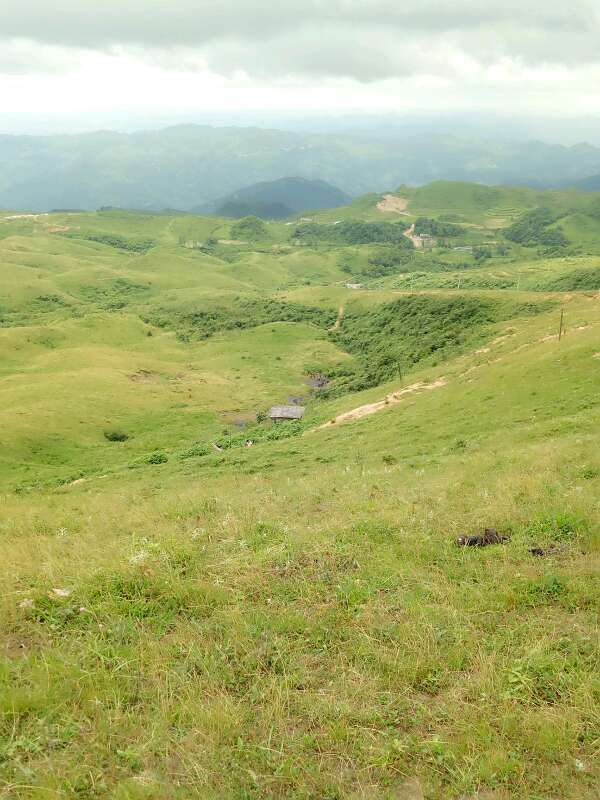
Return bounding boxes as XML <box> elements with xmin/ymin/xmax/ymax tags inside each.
<box><xmin>208</xmin><ymin>177</ymin><xmax>352</xmax><ymax>219</ymax></box>
<box><xmin>1</xmin><ymin>181</ymin><xmax>599</xmax><ymax>799</ymax></box>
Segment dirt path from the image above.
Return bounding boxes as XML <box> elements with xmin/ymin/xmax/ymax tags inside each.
<box><xmin>316</xmin><ymin>378</ymin><xmax>447</xmax><ymax>429</ymax></box>
<box><xmin>377</xmin><ymin>195</ymin><xmax>410</xmax><ymax>215</ymax></box>
<box><xmin>330</xmin><ymin>304</ymin><xmax>345</xmax><ymax>332</ymax></box>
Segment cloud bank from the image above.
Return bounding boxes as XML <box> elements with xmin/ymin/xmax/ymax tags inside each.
<box><xmin>0</xmin><ymin>1</ymin><xmax>599</xmax><ymax>116</ymax></box>
<box><xmin>1</xmin><ymin>1</ymin><xmax>599</xmax><ymax>77</ymax></box>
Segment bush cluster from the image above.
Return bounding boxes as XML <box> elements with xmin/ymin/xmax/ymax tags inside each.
<box><xmin>505</xmin><ymin>208</ymin><xmax>569</xmax><ymax>248</ymax></box>
<box><xmin>293</xmin><ymin>220</ymin><xmax>411</xmax><ymax>245</ymax></box>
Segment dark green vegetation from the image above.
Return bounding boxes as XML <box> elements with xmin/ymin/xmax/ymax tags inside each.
<box><xmin>414</xmin><ymin>217</ymin><xmax>463</xmax><ymax>236</ymax></box>
<box><xmin>293</xmin><ymin>219</ymin><xmax>412</xmax><ymax>245</ymax></box>
<box><xmin>505</xmin><ymin>208</ymin><xmax>569</xmax><ymax>249</ymax></box>
<box><xmin>1</xmin><ymin>181</ymin><xmax>599</xmax><ymax>799</ymax></box>
<box><xmin>213</xmin><ymin>176</ymin><xmax>352</xmax><ymax>219</ymax></box>
<box><xmin>3</xmin><ymin>125</ymin><xmax>600</xmax><ymax>211</ymax></box>
<box><xmin>328</xmin><ymin>295</ymin><xmax>552</xmax><ymax>393</ymax></box>
<box><xmin>62</xmin><ymin>232</ymin><xmax>157</xmax><ymax>252</ymax></box>
<box><xmin>147</xmin><ymin>298</ymin><xmax>336</xmax><ymax>342</ymax></box>
<box><xmin>229</xmin><ymin>215</ymin><xmax>269</xmax><ymax>241</ymax></box>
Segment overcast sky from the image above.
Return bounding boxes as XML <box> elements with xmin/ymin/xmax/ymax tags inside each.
<box><xmin>1</xmin><ymin>1</ymin><xmax>599</xmax><ymax>125</ymax></box>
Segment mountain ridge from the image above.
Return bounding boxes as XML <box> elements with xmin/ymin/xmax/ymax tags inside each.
<box><xmin>3</xmin><ymin>123</ymin><xmax>600</xmax><ymax>212</ymax></box>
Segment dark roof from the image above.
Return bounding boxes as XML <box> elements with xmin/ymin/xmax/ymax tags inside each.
<box><xmin>268</xmin><ymin>405</ymin><xmax>305</xmax><ymax>420</ymax></box>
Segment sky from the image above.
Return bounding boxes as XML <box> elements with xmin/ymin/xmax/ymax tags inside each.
<box><xmin>1</xmin><ymin>1</ymin><xmax>600</xmax><ymax>130</ymax></box>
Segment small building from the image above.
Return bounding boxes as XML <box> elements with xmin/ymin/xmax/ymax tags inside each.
<box><xmin>268</xmin><ymin>405</ymin><xmax>305</xmax><ymax>423</ymax></box>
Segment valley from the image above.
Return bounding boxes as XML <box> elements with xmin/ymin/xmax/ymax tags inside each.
<box><xmin>1</xmin><ymin>180</ymin><xmax>599</xmax><ymax>799</ymax></box>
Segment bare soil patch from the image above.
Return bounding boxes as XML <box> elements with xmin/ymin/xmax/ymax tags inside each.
<box><xmin>377</xmin><ymin>194</ymin><xmax>410</xmax><ymax>215</ymax></box>
<box><xmin>129</xmin><ymin>370</ymin><xmax>161</xmax><ymax>383</ymax></box>
<box><xmin>317</xmin><ymin>378</ymin><xmax>447</xmax><ymax>429</ymax></box>
<box><xmin>330</xmin><ymin>304</ymin><xmax>345</xmax><ymax>332</ymax></box>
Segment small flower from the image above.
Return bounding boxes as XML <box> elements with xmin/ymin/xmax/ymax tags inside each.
<box><xmin>19</xmin><ymin>598</ymin><xmax>34</xmax><ymax>609</ymax></box>
<box><xmin>78</xmin><ymin>606</ymin><xmax>90</xmax><ymax>614</ymax></box>
<box><xmin>575</xmin><ymin>759</ymin><xmax>585</xmax><ymax>772</ymax></box>
<box><xmin>50</xmin><ymin>587</ymin><xmax>71</xmax><ymax>598</ymax></box>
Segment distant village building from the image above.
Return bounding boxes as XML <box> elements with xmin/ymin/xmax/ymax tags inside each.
<box><xmin>268</xmin><ymin>405</ymin><xmax>305</xmax><ymax>423</ymax></box>
<box><xmin>345</xmin><ymin>282</ymin><xmax>363</xmax><ymax>289</ymax></box>
<box><xmin>413</xmin><ymin>234</ymin><xmax>436</xmax><ymax>250</ymax></box>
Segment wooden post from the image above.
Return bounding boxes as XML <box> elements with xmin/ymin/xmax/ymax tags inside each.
<box><xmin>558</xmin><ymin>309</ymin><xmax>564</xmax><ymax>341</ymax></box>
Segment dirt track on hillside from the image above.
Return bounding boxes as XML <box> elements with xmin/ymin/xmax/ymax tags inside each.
<box><xmin>330</xmin><ymin>304</ymin><xmax>345</xmax><ymax>331</ymax></box>
<box><xmin>316</xmin><ymin>378</ymin><xmax>447</xmax><ymax>429</ymax></box>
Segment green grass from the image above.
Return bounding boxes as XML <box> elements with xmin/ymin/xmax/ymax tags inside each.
<box><xmin>1</xmin><ymin>185</ymin><xmax>599</xmax><ymax>798</ymax></box>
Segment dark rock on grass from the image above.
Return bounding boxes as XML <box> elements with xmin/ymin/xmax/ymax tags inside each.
<box><xmin>456</xmin><ymin>528</ymin><xmax>511</xmax><ymax>547</ymax></box>
<box><xmin>529</xmin><ymin>543</ymin><xmax>569</xmax><ymax>556</ymax></box>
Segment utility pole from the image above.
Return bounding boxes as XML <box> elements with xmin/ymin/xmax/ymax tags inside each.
<box><xmin>558</xmin><ymin>309</ymin><xmax>564</xmax><ymax>341</ymax></box>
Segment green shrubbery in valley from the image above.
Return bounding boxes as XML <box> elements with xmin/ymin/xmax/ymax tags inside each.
<box><xmin>293</xmin><ymin>219</ymin><xmax>412</xmax><ymax>245</ymax></box>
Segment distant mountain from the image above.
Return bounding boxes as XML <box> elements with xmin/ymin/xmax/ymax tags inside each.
<box><xmin>209</xmin><ymin>177</ymin><xmax>352</xmax><ymax>218</ymax></box>
<box><xmin>2</xmin><ymin>124</ymin><xmax>600</xmax><ymax>211</ymax></box>
<box><xmin>565</xmin><ymin>174</ymin><xmax>600</xmax><ymax>192</ymax></box>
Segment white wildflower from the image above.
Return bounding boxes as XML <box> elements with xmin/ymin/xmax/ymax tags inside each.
<box><xmin>50</xmin><ymin>587</ymin><xmax>71</xmax><ymax>598</ymax></box>
<box><xmin>19</xmin><ymin>598</ymin><xmax>34</xmax><ymax>609</ymax></box>
<box><xmin>130</xmin><ymin>550</ymin><xmax>149</xmax><ymax>564</ymax></box>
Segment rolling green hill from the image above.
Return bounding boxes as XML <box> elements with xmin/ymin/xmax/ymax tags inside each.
<box><xmin>1</xmin><ymin>182</ymin><xmax>599</xmax><ymax>799</ymax></box>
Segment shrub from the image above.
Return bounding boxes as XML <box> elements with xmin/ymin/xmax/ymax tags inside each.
<box><xmin>104</xmin><ymin>429</ymin><xmax>129</xmax><ymax>442</ymax></box>
<box><xmin>293</xmin><ymin>220</ymin><xmax>411</xmax><ymax>245</ymax></box>
<box><xmin>64</xmin><ymin>232</ymin><xmax>156</xmax><ymax>252</ymax></box>
<box><xmin>231</xmin><ymin>216</ymin><xmax>269</xmax><ymax>241</ymax></box>
<box><xmin>178</xmin><ymin>443</ymin><xmax>210</xmax><ymax>460</ymax></box>
<box><xmin>146</xmin><ymin>452</ymin><xmax>168</xmax><ymax>465</ymax></box>
<box><xmin>414</xmin><ymin>217</ymin><xmax>462</xmax><ymax>237</ymax></box>
<box><xmin>505</xmin><ymin>208</ymin><xmax>569</xmax><ymax>247</ymax></box>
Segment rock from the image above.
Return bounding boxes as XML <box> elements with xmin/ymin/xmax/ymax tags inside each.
<box><xmin>457</xmin><ymin>528</ymin><xmax>511</xmax><ymax>547</ymax></box>
<box><xmin>529</xmin><ymin>544</ymin><xmax>567</xmax><ymax>557</ymax></box>
<box><xmin>50</xmin><ymin>587</ymin><xmax>71</xmax><ymax>598</ymax></box>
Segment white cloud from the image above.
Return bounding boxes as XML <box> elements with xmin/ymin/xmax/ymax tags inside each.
<box><xmin>0</xmin><ymin>1</ymin><xmax>599</xmax><ymax>116</ymax></box>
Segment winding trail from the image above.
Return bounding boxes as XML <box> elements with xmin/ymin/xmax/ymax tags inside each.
<box><xmin>316</xmin><ymin>378</ymin><xmax>448</xmax><ymax>429</ymax></box>
<box><xmin>330</xmin><ymin>304</ymin><xmax>345</xmax><ymax>332</ymax></box>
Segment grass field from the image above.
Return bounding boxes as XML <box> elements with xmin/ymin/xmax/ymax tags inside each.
<box><xmin>1</xmin><ymin>184</ymin><xmax>599</xmax><ymax>799</ymax></box>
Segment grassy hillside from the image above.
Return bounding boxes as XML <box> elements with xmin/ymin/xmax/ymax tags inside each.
<box><xmin>1</xmin><ymin>183</ymin><xmax>599</xmax><ymax>799</ymax></box>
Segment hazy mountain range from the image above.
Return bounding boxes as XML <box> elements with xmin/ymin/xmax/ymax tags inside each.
<box><xmin>1</xmin><ymin>123</ymin><xmax>600</xmax><ymax>212</ymax></box>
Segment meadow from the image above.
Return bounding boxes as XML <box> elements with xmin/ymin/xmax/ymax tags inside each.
<box><xmin>0</xmin><ymin>183</ymin><xmax>599</xmax><ymax>799</ymax></box>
